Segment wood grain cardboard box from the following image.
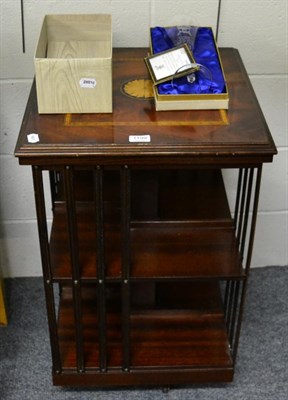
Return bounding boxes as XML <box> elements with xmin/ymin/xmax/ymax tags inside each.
<box><xmin>35</xmin><ymin>14</ymin><xmax>112</xmax><ymax>114</ymax></box>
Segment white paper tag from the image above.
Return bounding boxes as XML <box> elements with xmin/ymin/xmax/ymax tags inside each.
<box><xmin>149</xmin><ymin>47</ymin><xmax>192</xmax><ymax>81</ymax></box>
<box><xmin>129</xmin><ymin>135</ymin><xmax>151</xmax><ymax>143</ymax></box>
<box><xmin>79</xmin><ymin>78</ymin><xmax>97</xmax><ymax>89</ymax></box>
<box><xmin>27</xmin><ymin>133</ymin><xmax>40</xmax><ymax>143</ymax></box>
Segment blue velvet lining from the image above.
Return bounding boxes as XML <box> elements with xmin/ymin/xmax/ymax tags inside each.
<box><xmin>151</xmin><ymin>27</ymin><xmax>226</xmax><ymax>95</ymax></box>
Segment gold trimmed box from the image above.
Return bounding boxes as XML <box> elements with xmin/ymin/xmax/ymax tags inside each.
<box><xmin>149</xmin><ymin>27</ymin><xmax>229</xmax><ymax>111</ymax></box>
<box><xmin>153</xmin><ymin>88</ymin><xmax>229</xmax><ymax>111</ymax></box>
<box><xmin>35</xmin><ymin>14</ymin><xmax>112</xmax><ymax>114</ymax></box>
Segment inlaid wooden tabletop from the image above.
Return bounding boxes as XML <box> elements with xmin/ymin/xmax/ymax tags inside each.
<box><xmin>15</xmin><ymin>48</ymin><xmax>277</xmax><ymax>166</ymax></box>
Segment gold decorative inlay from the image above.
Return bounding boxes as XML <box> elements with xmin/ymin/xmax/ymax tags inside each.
<box><xmin>121</xmin><ymin>79</ymin><xmax>154</xmax><ymax>99</ymax></box>
<box><xmin>64</xmin><ymin>109</ymin><xmax>229</xmax><ymax>127</ymax></box>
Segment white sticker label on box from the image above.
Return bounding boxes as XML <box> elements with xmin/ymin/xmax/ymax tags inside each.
<box><xmin>27</xmin><ymin>133</ymin><xmax>40</xmax><ymax>143</ymax></box>
<box><xmin>79</xmin><ymin>78</ymin><xmax>97</xmax><ymax>89</ymax></box>
<box><xmin>129</xmin><ymin>135</ymin><xmax>151</xmax><ymax>143</ymax></box>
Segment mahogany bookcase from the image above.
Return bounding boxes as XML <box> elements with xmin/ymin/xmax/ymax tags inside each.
<box><xmin>15</xmin><ymin>48</ymin><xmax>277</xmax><ymax>387</ymax></box>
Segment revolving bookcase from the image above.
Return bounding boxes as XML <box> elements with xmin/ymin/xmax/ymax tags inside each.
<box><xmin>15</xmin><ymin>48</ymin><xmax>277</xmax><ymax>387</ymax></box>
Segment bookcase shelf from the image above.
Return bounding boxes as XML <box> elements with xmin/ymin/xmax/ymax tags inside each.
<box><xmin>47</xmin><ymin>166</ymin><xmax>247</xmax><ymax>386</ymax></box>
<box><xmin>50</xmin><ymin>170</ymin><xmax>243</xmax><ymax>282</ymax></box>
<box><xmin>57</xmin><ymin>282</ymin><xmax>233</xmax><ymax>374</ymax></box>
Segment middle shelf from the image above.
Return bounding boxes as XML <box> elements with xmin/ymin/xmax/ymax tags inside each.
<box><xmin>50</xmin><ymin>203</ymin><xmax>243</xmax><ymax>281</ymax></box>
<box><xmin>49</xmin><ymin>168</ymin><xmax>244</xmax><ymax>281</ymax></box>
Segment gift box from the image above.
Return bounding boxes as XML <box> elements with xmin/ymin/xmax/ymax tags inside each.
<box><xmin>34</xmin><ymin>14</ymin><xmax>112</xmax><ymax>114</ymax></box>
<box><xmin>149</xmin><ymin>26</ymin><xmax>229</xmax><ymax>111</ymax></box>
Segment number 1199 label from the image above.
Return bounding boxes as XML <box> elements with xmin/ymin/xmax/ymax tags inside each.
<box><xmin>129</xmin><ymin>135</ymin><xmax>151</xmax><ymax>143</ymax></box>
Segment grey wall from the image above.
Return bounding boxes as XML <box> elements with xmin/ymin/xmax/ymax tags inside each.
<box><xmin>0</xmin><ymin>0</ymin><xmax>287</xmax><ymax>276</ymax></box>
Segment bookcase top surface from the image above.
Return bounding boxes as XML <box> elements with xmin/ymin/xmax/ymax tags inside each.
<box><xmin>15</xmin><ymin>48</ymin><xmax>277</xmax><ymax>166</ymax></box>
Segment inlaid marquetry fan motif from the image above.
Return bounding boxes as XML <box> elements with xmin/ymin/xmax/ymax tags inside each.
<box><xmin>122</xmin><ymin>79</ymin><xmax>154</xmax><ymax>99</ymax></box>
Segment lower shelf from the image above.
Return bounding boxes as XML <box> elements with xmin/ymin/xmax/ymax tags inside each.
<box><xmin>53</xmin><ymin>366</ymin><xmax>234</xmax><ymax>387</ymax></box>
<box><xmin>56</xmin><ymin>282</ymin><xmax>234</xmax><ymax>386</ymax></box>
